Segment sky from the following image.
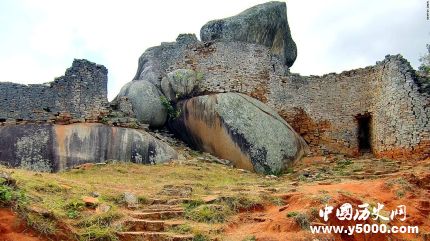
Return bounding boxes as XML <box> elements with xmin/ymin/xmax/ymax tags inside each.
<box><xmin>0</xmin><ymin>0</ymin><xmax>429</xmax><ymax>100</ymax></box>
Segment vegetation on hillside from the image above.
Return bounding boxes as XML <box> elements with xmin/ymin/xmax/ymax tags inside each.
<box><xmin>1</xmin><ymin>155</ymin><xmax>429</xmax><ymax>241</ymax></box>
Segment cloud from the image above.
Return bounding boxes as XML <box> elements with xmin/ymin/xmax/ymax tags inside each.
<box><xmin>288</xmin><ymin>0</ymin><xmax>429</xmax><ymax>75</ymax></box>
<box><xmin>0</xmin><ymin>0</ymin><xmax>428</xmax><ymax>100</ymax></box>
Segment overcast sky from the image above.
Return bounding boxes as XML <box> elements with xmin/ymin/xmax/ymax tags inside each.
<box><xmin>0</xmin><ymin>0</ymin><xmax>428</xmax><ymax>100</ymax></box>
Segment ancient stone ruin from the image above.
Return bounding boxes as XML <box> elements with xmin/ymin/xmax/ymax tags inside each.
<box><xmin>0</xmin><ymin>60</ymin><xmax>177</xmax><ymax>172</ymax></box>
<box><xmin>0</xmin><ymin>59</ymin><xmax>109</xmax><ymax>123</ymax></box>
<box><xmin>0</xmin><ymin>1</ymin><xmax>428</xmax><ymax>174</ymax></box>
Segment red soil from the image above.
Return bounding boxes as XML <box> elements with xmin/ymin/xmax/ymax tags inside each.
<box><xmin>225</xmin><ymin>176</ymin><xmax>430</xmax><ymax>241</ymax></box>
<box><xmin>0</xmin><ymin>208</ymin><xmax>48</xmax><ymax>241</ymax></box>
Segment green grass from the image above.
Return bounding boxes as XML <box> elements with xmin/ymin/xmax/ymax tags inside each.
<box><xmin>183</xmin><ymin>194</ymin><xmax>264</xmax><ymax>224</ymax></box>
<box><xmin>23</xmin><ymin>212</ymin><xmax>58</xmax><ymax>235</ymax></box>
<box><xmin>0</xmin><ymin>161</ymin><xmax>272</xmax><ymax>239</ymax></box>
<box><xmin>336</xmin><ymin>159</ymin><xmax>353</xmax><ymax>167</ymax></box>
<box><xmin>183</xmin><ymin>199</ymin><xmax>205</xmax><ymax>210</ymax></box>
<box><xmin>64</xmin><ymin>199</ymin><xmax>85</xmax><ymax>219</ymax></box>
<box><xmin>193</xmin><ymin>233</ymin><xmax>211</xmax><ymax>241</ymax></box>
<box><xmin>76</xmin><ymin>210</ymin><xmax>123</xmax><ymax>241</ymax></box>
<box><xmin>218</xmin><ymin>194</ymin><xmax>262</xmax><ymax>212</ymax></box>
<box><xmin>77</xmin><ymin>210</ymin><xmax>122</xmax><ymax>228</ymax></box>
<box><xmin>0</xmin><ymin>156</ymin><xmax>421</xmax><ymax>240</ymax></box>
<box><xmin>332</xmin><ymin>159</ymin><xmax>353</xmax><ymax>176</ymax></box>
<box><xmin>0</xmin><ymin>184</ymin><xmax>13</xmax><ymax>203</ymax></box>
<box><xmin>78</xmin><ymin>225</ymin><xmax>120</xmax><ymax>241</ymax></box>
<box><xmin>168</xmin><ymin>224</ymin><xmax>193</xmax><ymax>234</ymax></box>
<box><xmin>242</xmin><ymin>236</ymin><xmax>256</xmax><ymax>241</ymax></box>
<box><xmin>266</xmin><ymin>195</ymin><xmax>285</xmax><ymax>206</ymax></box>
<box><xmin>286</xmin><ymin>211</ymin><xmax>299</xmax><ymax>217</ymax></box>
<box><xmin>185</xmin><ymin>204</ymin><xmax>230</xmax><ymax>223</ymax></box>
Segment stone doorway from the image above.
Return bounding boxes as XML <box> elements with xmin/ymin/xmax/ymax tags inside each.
<box><xmin>356</xmin><ymin>113</ymin><xmax>372</xmax><ymax>153</ymax></box>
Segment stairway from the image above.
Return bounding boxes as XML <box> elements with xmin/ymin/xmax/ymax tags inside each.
<box><xmin>117</xmin><ymin>201</ymin><xmax>194</xmax><ymax>241</ymax></box>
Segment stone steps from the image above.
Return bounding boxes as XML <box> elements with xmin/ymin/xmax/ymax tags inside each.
<box><xmin>124</xmin><ymin>219</ymin><xmax>184</xmax><ymax>232</ymax></box>
<box><xmin>149</xmin><ymin>198</ymin><xmax>193</xmax><ymax>205</ymax></box>
<box><xmin>138</xmin><ymin>205</ymin><xmax>184</xmax><ymax>213</ymax></box>
<box><xmin>130</xmin><ymin>210</ymin><xmax>185</xmax><ymax>220</ymax></box>
<box><xmin>117</xmin><ymin>231</ymin><xmax>193</xmax><ymax>241</ymax></box>
<box><xmin>118</xmin><ymin>197</ymin><xmax>192</xmax><ymax>241</ymax></box>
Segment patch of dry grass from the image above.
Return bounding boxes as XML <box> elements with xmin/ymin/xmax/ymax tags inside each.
<box><xmin>0</xmin><ymin>160</ymin><xmax>274</xmax><ymax>240</ymax></box>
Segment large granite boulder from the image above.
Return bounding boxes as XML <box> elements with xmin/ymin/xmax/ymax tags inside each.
<box><xmin>133</xmin><ymin>34</ymin><xmax>199</xmax><ymax>85</ymax></box>
<box><xmin>161</xmin><ymin>69</ymin><xmax>201</xmax><ymax>102</ymax></box>
<box><xmin>0</xmin><ymin>123</ymin><xmax>177</xmax><ymax>172</ymax></box>
<box><xmin>200</xmin><ymin>1</ymin><xmax>297</xmax><ymax>67</ymax></box>
<box><xmin>168</xmin><ymin>93</ymin><xmax>307</xmax><ymax>174</ymax></box>
<box><xmin>132</xmin><ymin>46</ymin><xmax>164</xmax><ymax>88</ymax></box>
<box><xmin>116</xmin><ymin>80</ymin><xmax>167</xmax><ymax>127</ymax></box>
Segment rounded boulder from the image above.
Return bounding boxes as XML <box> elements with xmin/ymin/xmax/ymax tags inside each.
<box><xmin>168</xmin><ymin>93</ymin><xmax>307</xmax><ymax>174</ymax></box>
<box><xmin>161</xmin><ymin>69</ymin><xmax>200</xmax><ymax>102</ymax></box>
<box><xmin>116</xmin><ymin>80</ymin><xmax>167</xmax><ymax>127</ymax></box>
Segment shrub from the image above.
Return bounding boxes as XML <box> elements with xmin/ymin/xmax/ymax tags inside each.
<box><xmin>0</xmin><ymin>184</ymin><xmax>13</xmax><ymax>203</ymax></box>
<box><xmin>186</xmin><ymin>204</ymin><xmax>229</xmax><ymax>223</ymax></box>
<box><xmin>64</xmin><ymin>200</ymin><xmax>85</xmax><ymax>219</ymax></box>
<box><xmin>25</xmin><ymin>212</ymin><xmax>57</xmax><ymax>235</ymax></box>
<box><xmin>294</xmin><ymin>213</ymin><xmax>311</xmax><ymax>230</ymax></box>
<box><xmin>218</xmin><ymin>195</ymin><xmax>261</xmax><ymax>212</ymax></box>
<box><xmin>286</xmin><ymin>211</ymin><xmax>298</xmax><ymax>217</ymax></box>
<box><xmin>0</xmin><ymin>179</ymin><xmax>26</xmax><ymax>207</ymax></box>
<box><xmin>267</xmin><ymin>196</ymin><xmax>285</xmax><ymax>206</ymax></box>
<box><xmin>160</xmin><ymin>96</ymin><xmax>181</xmax><ymax>119</ymax></box>
<box><xmin>193</xmin><ymin>233</ymin><xmax>210</xmax><ymax>241</ymax></box>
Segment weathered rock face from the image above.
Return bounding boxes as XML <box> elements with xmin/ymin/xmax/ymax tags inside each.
<box><xmin>116</xmin><ymin>80</ymin><xmax>167</xmax><ymax>127</ymax></box>
<box><xmin>161</xmin><ymin>69</ymin><xmax>200</xmax><ymax>102</ymax></box>
<box><xmin>0</xmin><ymin>123</ymin><xmax>177</xmax><ymax>172</ymax></box>
<box><xmin>200</xmin><ymin>1</ymin><xmax>297</xmax><ymax>67</ymax></box>
<box><xmin>133</xmin><ymin>34</ymin><xmax>199</xmax><ymax>84</ymax></box>
<box><xmin>168</xmin><ymin>93</ymin><xmax>307</xmax><ymax>174</ymax></box>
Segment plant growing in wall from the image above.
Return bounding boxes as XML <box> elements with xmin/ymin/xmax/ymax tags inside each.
<box><xmin>417</xmin><ymin>44</ymin><xmax>430</xmax><ymax>94</ymax></box>
<box><xmin>419</xmin><ymin>44</ymin><xmax>430</xmax><ymax>74</ymax></box>
<box><xmin>160</xmin><ymin>96</ymin><xmax>181</xmax><ymax>119</ymax></box>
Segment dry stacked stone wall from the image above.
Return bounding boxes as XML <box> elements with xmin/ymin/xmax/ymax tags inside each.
<box><xmin>0</xmin><ymin>59</ymin><xmax>109</xmax><ymax>125</ymax></box>
<box><xmin>159</xmin><ymin>37</ymin><xmax>429</xmax><ymax>160</ymax></box>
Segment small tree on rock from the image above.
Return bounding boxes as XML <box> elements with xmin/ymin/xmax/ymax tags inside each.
<box><xmin>418</xmin><ymin>44</ymin><xmax>430</xmax><ymax>74</ymax></box>
<box><xmin>417</xmin><ymin>44</ymin><xmax>430</xmax><ymax>94</ymax></box>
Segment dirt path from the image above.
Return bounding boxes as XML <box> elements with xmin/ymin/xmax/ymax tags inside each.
<box><xmin>225</xmin><ymin>171</ymin><xmax>430</xmax><ymax>241</ymax></box>
<box><xmin>0</xmin><ymin>208</ymin><xmax>48</xmax><ymax>241</ymax></box>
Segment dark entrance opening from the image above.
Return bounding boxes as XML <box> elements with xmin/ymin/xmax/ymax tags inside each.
<box><xmin>356</xmin><ymin>113</ymin><xmax>372</xmax><ymax>153</ymax></box>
